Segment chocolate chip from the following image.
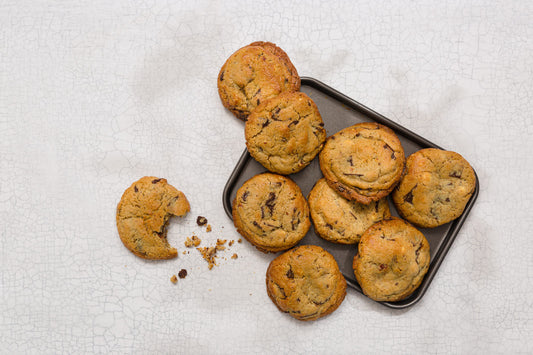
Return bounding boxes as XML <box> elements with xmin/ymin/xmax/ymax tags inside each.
<box><xmin>152</xmin><ymin>178</ymin><xmax>162</xmax><ymax>184</ymax></box>
<box><xmin>286</xmin><ymin>269</ymin><xmax>294</xmax><ymax>279</ymax></box>
<box><xmin>403</xmin><ymin>185</ymin><xmax>417</xmax><ymax>204</ymax></box>
<box><xmin>379</xmin><ymin>264</ymin><xmax>387</xmax><ymax>270</ymax></box>
<box><xmin>307</xmin><ymin>101</ymin><xmax>311</xmax><ymax>106</ymax></box>
<box><xmin>178</xmin><ymin>269</ymin><xmax>187</xmax><ymax>278</ymax></box>
<box><xmin>337</xmin><ymin>185</ymin><xmax>345</xmax><ymax>192</ymax></box>
<box><xmin>219</xmin><ymin>71</ymin><xmax>224</xmax><ymax>81</ymax></box>
<box><xmin>347</xmin><ymin>156</ymin><xmax>353</xmax><ymax>166</ymax></box>
<box><xmin>134</xmin><ymin>185</ymin><xmax>138</xmax><ymax>192</ymax></box>
<box><xmin>271</xmin><ymin>107</ymin><xmax>281</xmax><ymax>120</ymax></box>
<box><xmin>445</xmin><ymin>197</ymin><xmax>450</xmax><ymax>202</ymax></box>
<box><xmin>265</xmin><ymin>192</ymin><xmax>276</xmax><ymax>214</ymax></box>
<box><xmin>196</xmin><ymin>216</ymin><xmax>208</xmax><ymax>226</ymax></box>
<box><xmin>242</xmin><ymin>191</ymin><xmax>249</xmax><ymax>202</ymax></box>
<box><xmin>326</xmin><ymin>223</ymin><xmax>333</xmax><ymax>230</ymax></box>
<box><xmin>319</xmin><ymin>122</ymin><xmax>324</xmax><ymax>127</ymax></box>
<box><xmin>449</xmin><ymin>171</ymin><xmax>462</xmax><ymax>178</ymax></box>
<box><xmin>288</xmin><ymin>120</ymin><xmax>298</xmax><ymax>127</ymax></box>
<box><xmin>256</xmin><ymin>99</ymin><xmax>260</xmax><ymax>105</ymax></box>
<box><xmin>262</xmin><ymin>119</ymin><xmax>271</xmax><ymax>128</ymax></box>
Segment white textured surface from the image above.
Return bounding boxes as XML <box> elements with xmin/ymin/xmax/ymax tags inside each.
<box><xmin>1</xmin><ymin>1</ymin><xmax>532</xmax><ymax>353</ymax></box>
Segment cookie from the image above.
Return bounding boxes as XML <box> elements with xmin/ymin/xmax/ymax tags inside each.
<box><xmin>319</xmin><ymin>122</ymin><xmax>405</xmax><ymax>204</ymax></box>
<box><xmin>266</xmin><ymin>245</ymin><xmax>347</xmax><ymax>321</ymax></box>
<box><xmin>245</xmin><ymin>92</ymin><xmax>326</xmax><ymax>174</ymax></box>
<box><xmin>217</xmin><ymin>41</ymin><xmax>300</xmax><ymax>120</ymax></box>
<box><xmin>116</xmin><ymin>177</ymin><xmax>190</xmax><ymax>259</ymax></box>
<box><xmin>392</xmin><ymin>148</ymin><xmax>476</xmax><ymax>228</ymax></box>
<box><xmin>232</xmin><ymin>173</ymin><xmax>310</xmax><ymax>253</ymax></box>
<box><xmin>308</xmin><ymin>178</ymin><xmax>391</xmax><ymax>244</ymax></box>
<box><xmin>352</xmin><ymin>217</ymin><xmax>430</xmax><ymax>302</ymax></box>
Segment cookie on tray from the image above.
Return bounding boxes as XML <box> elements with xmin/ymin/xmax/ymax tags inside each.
<box><xmin>245</xmin><ymin>91</ymin><xmax>326</xmax><ymax>175</ymax></box>
<box><xmin>218</xmin><ymin>41</ymin><xmax>300</xmax><ymax>120</ymax></box>
<box><xmin>352</xmin><ymin>217</ymin><xmax>430</xmax><ymax>302</ymax></box>
<box><xmin>308</xmin><ymin>178</ymin><xmax>391</xmax><ymax>244</ymax></box>
<box><xmin>392</xmin><ymin>148</ymin><xmax>476</xmax><ymax>228</ymax></box>
<box><xmin>116</xmin><ymin>177</ymin><xmax>190</xmax><ymax>259</ymax></box>
<box><xmin>319</xmin><ymin>122</ymin><xmax>405</xmax><ymax>204</ymax></box>
<box><xmin>266</xmin><ymin>245</ymin><xmax>347</xmax><ymax>321</ymax></box>
<box><xmin>232</xmin><ymin>173</ymin><xmax>310</xmax><ymax>253</ymax></box>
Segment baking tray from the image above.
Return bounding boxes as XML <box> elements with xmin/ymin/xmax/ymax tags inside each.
<box><xmin>222</xmin><ymin>77</ymin><xmax>479</xmax><ymax>309</ymax></box>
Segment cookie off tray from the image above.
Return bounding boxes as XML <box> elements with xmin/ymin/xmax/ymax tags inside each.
<box><xmin>223</xmin><ymin>77</ymin><xmax>479</xmax><ymax>309</ymax></box>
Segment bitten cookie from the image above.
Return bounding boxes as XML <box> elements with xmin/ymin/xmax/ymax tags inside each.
<box><xmin>116</xmin><ymin>177</ymin><xmax>190</xmax><ymax>259</ymax></box>
<box><xmin>353</xmin><ymin>217</ymin><xmax>430</xmax><ymax>302</ymax></box>
<box><xmin>266</xmin><ymin>245</ymin><xmax>347</xmax><ymax>321</ymax></box>
<box><xmin>245</xmin><ymin>91</ymin><xmax>326</xmax><ymax>175</ymax></box>
<box><xmin>308</xmin><ymin>178</ymin><xmax>391</xmax><ymax>244</ymax></box>
<box><xmin>392</xmin><ymin>148</ymin><xmax>476</xmax><ymax>228</ymax></box>
<box><xmin>217</xmin><ymin>41</ymin><xmax>300</xmax><ymax>120</ymax></box>
<box><xmin>319</xmin><ymin>122</ymin><xmax>405</xmax><ymax>204</ymax></box>
<box><xmin>232</xmin><ymin>173</ymin><xmax>310</xmax><ymax>253</ymax></box>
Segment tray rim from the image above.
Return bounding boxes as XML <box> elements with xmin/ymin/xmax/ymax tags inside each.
<box><xmin>222</xmin><ymin>76</ymin><xmax>480</xmax><ymax>309</ymax></box>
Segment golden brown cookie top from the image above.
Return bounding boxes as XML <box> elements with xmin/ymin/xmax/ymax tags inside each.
<box><xmin>308</xmin><ymin>178</ymin><xmax>391</xmax><ymax>244</ymax></box>
<box><xmin>245</xmin><ymin>91</ymin><xmax>326</xmax><ymax>175</ymax></box>
<box><xmin>217</xmin><ymin>41</ymin><xmax>300</xmax><ymax>120</ymax></box>
<box><xmin>116</xmin><ymin>176</ymin><xmax>190</xmax><ymax>259</ymax></box>
<box><xmin>232</xmin><ymin>173</ymin><xmax>310</xmax><ymax>253</ymax></box>
<box><xmin>392</xmin><ymin>148</ymin><xmax>476</xmax><ymax>228</ymax></box>
<box><xmin>319</xmin><ymin>122</ymin><xmax>405</xmax><ymax>204</ymax></box>
<box><xmin>353</xmin><ymin>217</ymin><xmax>430</xmax><ymax>302</ymax></box>
<box><xmin>266</xmin><ymin>245</ymin><xmax>347</xmax><ymax>321</ymax></box>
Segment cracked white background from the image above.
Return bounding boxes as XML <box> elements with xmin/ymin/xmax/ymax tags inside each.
<box><xmin>1</xmin><ymin>1</ymin><xmax>532</xmax><ymax>354</ymax></box>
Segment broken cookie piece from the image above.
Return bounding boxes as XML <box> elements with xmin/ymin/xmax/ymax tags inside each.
<box><xmin>116</xmin><ymin>176</ymin><xmax>190</xmax><ymax>259</ymax></box>
<box><xmin>170</xmin><ymin>275</ymin><xmax>178</xmax><ymax>284</ymax></box>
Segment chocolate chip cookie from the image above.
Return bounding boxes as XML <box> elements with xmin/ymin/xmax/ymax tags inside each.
<box><xmin>308</xmin><ymin>178</ymin><xmax>391</xmax><ymax>244</ymax></box>
<box><xmin>217</xmin><ymin>41</ymin><xmax>300</xmax><ymax>120</ymax></box>
<box><xmin>392</xmin><ymin>148</ymin><xmax>476</xmax><ymax>228</ymax></box>
<box><xmin>266</xmin><ymin>245</ymin><xmax>347</xmax><ymax>321</ymax></box>
<box><xmin>245</xmin><ymin>92</ymin><xmax>326</xmax><ymax>175</ymax></box>
<box><xmin>232</xmin><ymin>173</ymin><xmax>310</xmax><ymax>253</ymax></box>
<box><xmin>319</xmin><ymin>122</ymin><xmax>405</xmax><ymax>204</ymax></box>
<box><xmin>352</xmin><ymin>217</ymin><xmax>430</xmax><ymax>302</ymax></box>
<box><xmin>116</xmin><ymin>177</ymin><xmax>190</xmax><ymax>259</ymax></box>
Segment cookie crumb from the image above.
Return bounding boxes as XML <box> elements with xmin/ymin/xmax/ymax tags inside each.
<box><xmin>178</xmin><ymin>269</ymin><xmax>187</xmax><ymax>279</ymax></box>
<box><xmin>216</xmin><ymin>239</ymin><xmax>227</xmax><ymax>251</ymax></box>
<box><xmin>197</xmin><ymin>246</ymin><xmax>217</xmax><ymax>270</ymax></box>
<box><xmin>185</xmin><ymin>235</ymin><xmax>201</xmax><ymax>247</ymax></box>
<box><xmin>229</xmin><ymin>240</ymin><xmax>234</xmax><ymax>246</ymax></box>
<box><xmin>206</xmin><ymin>224</ymin><xmax>212</xmax><ymax>232</ymax></box>
<box><xmin>196</xmin><ymin>216</ymin><xmax>208</xmax><ymax>226</ymax></box>
<box><xmin>238</xmin><ymin>238</ymin><xmax>242</xmax><ymax>243</ymax></box>
<box><xmin>231</xmin><ymin>253</ymin><xmax>238</xmax><ymax>259</ymax></box>
<box><xmin>170</xmin><ymin>275</ymin><xmax>178</xmax><ymax>284</ymax></box>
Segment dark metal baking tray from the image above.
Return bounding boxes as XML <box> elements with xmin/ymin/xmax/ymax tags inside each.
<box><xmin>222</xmin><ymin>77</ymin><xmax>479</xmax><ymax>309</ymax></box>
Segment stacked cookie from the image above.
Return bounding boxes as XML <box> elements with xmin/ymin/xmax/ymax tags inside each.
<box><xmin>219</xmin><ymin>42</ymin><xmax>476</xmax><ymax>316</ymax></box>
